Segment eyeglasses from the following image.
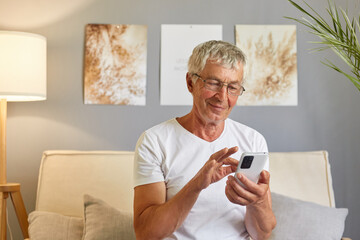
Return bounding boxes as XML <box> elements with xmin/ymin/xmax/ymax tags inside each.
<box><xmin>193</xmin><ymin>74</ymin><xmax>245</xmax><ymax>96</ymax></box>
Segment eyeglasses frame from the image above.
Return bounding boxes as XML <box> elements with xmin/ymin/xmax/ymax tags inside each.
<box><xmin>193</xmin><ymin>73</ymin><xmax>245</xmax><ymax>96</ymax></box>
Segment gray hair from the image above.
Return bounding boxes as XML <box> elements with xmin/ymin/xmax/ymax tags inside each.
<box><xmin>187</xmin><ymin>40</ymin><xmax>247</xmax><ymax>80</ymax></box>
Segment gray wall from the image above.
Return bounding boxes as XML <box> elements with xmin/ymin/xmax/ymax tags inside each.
<box><xmin>1</xmin><ymin>0</ymin><xmax>359</xmax><ymax>238</ymax></box>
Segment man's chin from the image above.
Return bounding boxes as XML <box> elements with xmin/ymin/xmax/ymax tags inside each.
<box><xmin>205</xmin><ymin>113</ymin><xmax>228</xmax><ymax>124</ymax></box>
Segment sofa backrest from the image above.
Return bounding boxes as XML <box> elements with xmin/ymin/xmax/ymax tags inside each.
<box><xmin>269</xmin><ymin>151</ymin><xmax>335</xmax><ymax>207</ymax></box>
<box><xmin>35</xmin><ymin>150</ymin><xmax>135</xmax><ymax>218</ymax></box>
<box><xmin>35</xmin><ymin>150</ymin><xmax>336</xmax><ymax>218</ymax></box>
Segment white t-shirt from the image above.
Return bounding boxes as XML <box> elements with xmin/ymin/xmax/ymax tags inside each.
<box><xmin>134</xmin><ymin>118</ymin><xmax>268</xmax><ymax>240</ymax></box>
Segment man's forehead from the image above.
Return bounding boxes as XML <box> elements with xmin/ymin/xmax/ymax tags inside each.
<box><xmin>206</xmin><ymin>59</ymin><xmax>243</xmax><ymax>69</ymax></box>
<box><xmin>203</xmin><ymin>61</ymin><xmax>243</xmax><ymax>75</ymax></box>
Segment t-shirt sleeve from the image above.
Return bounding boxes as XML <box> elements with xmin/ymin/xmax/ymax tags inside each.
<box><xmin>133</xmin><ymin>131</ymin><xmax>165</xmax><ymax>187</ymax></box>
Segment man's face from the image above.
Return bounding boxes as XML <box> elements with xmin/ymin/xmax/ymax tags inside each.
<box><xmin>188</xmin><ymin>60</ymin><xmax>244</xmax><ymax>125</ymax></box>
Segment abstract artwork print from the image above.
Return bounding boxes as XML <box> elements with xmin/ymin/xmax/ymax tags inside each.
<box><xmin>235</xmin><ymin>25</ymin><xmax>297</xmax><ymax>106</ymax></box>
<box><xmin>84</xmin><ymin>24</ymin><xmax>147</xmax><ymax>105</ymax></box>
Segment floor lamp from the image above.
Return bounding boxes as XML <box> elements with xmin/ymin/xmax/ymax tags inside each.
<box><xmin>0</xmin><ymin>31</ymin><xmax>46</xmax><ymax>240</ymax></box>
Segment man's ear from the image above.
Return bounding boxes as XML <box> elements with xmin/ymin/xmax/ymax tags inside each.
<box><xmin>186</xmin><ymin>72</ymin><xmax>194</xmax><ymax>93</ymax></box>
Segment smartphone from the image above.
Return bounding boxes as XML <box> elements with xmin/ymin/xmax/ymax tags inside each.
<box><xmin>234</xmin><ymin>152</ymin><xmax>268</xmax><ymax>188</ymax></box>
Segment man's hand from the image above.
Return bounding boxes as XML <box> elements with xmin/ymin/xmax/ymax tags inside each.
<box><xmin>192</xmin><ymin>147</ymin><xmax>239</xmax><ymax>191</ymax></box>
<box><xmin>225</xmin><ymin>170</ymin><xmax>276</xmax><ymax>240</ymax></box>
<box><xmin>225</xmin><ymin>170</ymin><xmax>270</xmax><ymax>206</ymax></box>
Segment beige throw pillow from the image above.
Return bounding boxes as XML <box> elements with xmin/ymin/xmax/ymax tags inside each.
<box><xmin>28</xmin><ymin>211</ymin><xmax>83</xmax><ymax>240</ymax></box>
<box><xmin>82</xmin><ymin>194</ymin><xmax>135</xmax><ymax>240</ymax></box>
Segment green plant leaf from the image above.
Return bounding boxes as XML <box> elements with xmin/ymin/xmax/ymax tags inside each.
<box><xmin>286</xmin><ymin>0</ymin><xmax>360</xmax><ymax>92</ymax></box>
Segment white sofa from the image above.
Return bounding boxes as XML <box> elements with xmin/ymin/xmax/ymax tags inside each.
<box><xmin>26</xmin><ymin>150</ymin><xmax>349</xmax><ymax>240</ymax></box>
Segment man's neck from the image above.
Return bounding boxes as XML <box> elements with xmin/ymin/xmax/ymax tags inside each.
<box><xmin>176</xmin><ymin>113</ymin><xmax>225</xmax><ymax>142</ymax></box>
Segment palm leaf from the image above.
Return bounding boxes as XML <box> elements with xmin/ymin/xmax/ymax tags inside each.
<box><xmin>286</xmin><ymin>0</ymin><xmax>360</xmax><ymax>92</ymax></box>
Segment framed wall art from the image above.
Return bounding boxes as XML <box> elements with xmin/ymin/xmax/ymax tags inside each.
<box><xmin>84</xmin><ymin>24</ymin><xmax>147</xmax><ymax>105</ymax></box>
<box><xmin>235</xmin><ymin>25</ymin><xmax>298</xmax><ymax>106</ymax></box>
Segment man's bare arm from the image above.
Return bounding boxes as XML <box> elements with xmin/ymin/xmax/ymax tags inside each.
<box><xmin>134</xmin><ymin>147</ymin><xmax>239</xmax><ymax>240</ymax></box>
<box><xmin>134</xmin><ymin>180</ymin><xmax>201</xmax><ymax>240</ymax></box>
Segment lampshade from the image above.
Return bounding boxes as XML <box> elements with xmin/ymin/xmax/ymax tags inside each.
<box><xmin>0</xmin><ymin>31</ymin><xmax>46</xmax><ymax>102</ymax></box>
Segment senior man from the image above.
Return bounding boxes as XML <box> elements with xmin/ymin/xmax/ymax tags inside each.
<box><xmin>133</xmin><ymin>40</ymin><xmax>276</xmax><ymax>240</ymax></box>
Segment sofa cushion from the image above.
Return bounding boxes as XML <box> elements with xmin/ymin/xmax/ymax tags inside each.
<box><xmin>270</xmin><ymin>192</ymin><xmax>348</xmax><ymax>240</ymax></box>
<box><xmin>36</xmin><ymin>151</ymin><xmax>135</xmax><ymax>217</ymax></box>
<box><xmin>82</xmin><ymin>194</ymin><xmax>136</xmax><ymax>240</ymax></box>
<box><xmin>269</xmin><ymin>151</ymin><xmax>335</xmax><ymax>207</ymax></box>
<box><xmin>28</xmin><ymin>211</ymin><xmax>83</xmax><ymax>240</ymax></box>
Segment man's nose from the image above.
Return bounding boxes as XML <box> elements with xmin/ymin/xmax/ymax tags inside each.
<box><xmin>217</xmin><ymin>84</ymin><xmax>228</xmax><ymax>100</ymax></box>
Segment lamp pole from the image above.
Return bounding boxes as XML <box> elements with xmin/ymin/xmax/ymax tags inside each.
<box><xmin>0</xmin><ymin>99</ymin><xmax>6</xmax><ymax>184</ymax></box>
<box><xmin>0</xmin><ymin>99</ymin><xmax>7</xmax><ymax>184</ymax></box>
<box><xmin>0</xmin><ymin>99</ymin><xmax>29</xmax><ymax>240</ymax></box>
<box><xmin>0</xmin><ymin>99</ymin><xmax>29</xmax><ymax>239</ymax></box>
<box><xmin>0</xmin><ymin>98</ymin><xmax>6</xmax><ymax>240</ymax></box>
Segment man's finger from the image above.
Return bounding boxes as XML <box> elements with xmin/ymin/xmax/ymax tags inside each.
<box><xmin>210</xmin><ymin>148</ymin><xmax>229</xmax><ymax>162</ymax></box>
<box><xmin>258</xmin><ymin>170</ymin><xmax>270</xmax><ymax>185</ymax></box>
<box><xmin>222</xmin><ymin>157</ymin><xmax>239</xmax><ymax>166</ymax></box>
<box><xmin>215</xmin><ymin>146</ymin><xmax>238</xmax><ymax>163</ymax></box>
